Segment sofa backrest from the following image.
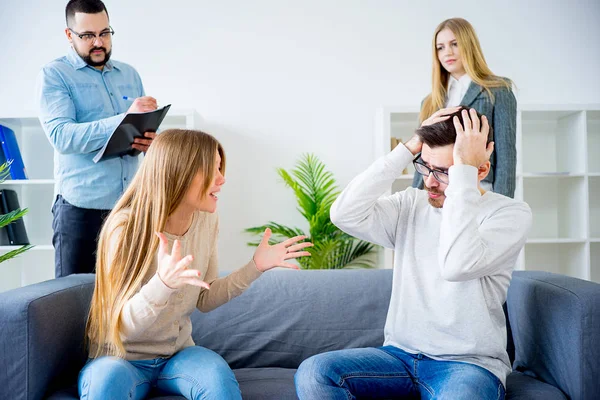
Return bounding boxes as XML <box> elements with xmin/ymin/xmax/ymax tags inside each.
<box><xmin>507</xmin><ymin>271</ymin><xmax>600</xmax><ymax>400</ymax></box>
<box><xmin>0</xmin><ymin>274</ymin><xmax>94</xmax><ymax>400</ymax></box>
<box><xmin>0</xmin><ymin>269</ymin><xmax>523</xmax><ymax>399</ymax></box>
<box><xmin>191</xmin><ymin>269</ymin><xmax>393</xmax><ymax>369</ymax></box>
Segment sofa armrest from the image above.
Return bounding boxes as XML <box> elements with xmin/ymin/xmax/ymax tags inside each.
<box><xmin>0</xmin><ymin>274</ymin><xmax>95</xmax><ymax>400</ymax></box>
<box><xmin>507</xmin><ymin>271</ymin><xmax>600</xmax><ymax>400</ymax></box>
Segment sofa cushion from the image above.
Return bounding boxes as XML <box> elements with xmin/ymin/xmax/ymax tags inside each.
<box><xmin>47</xmin><ymin>368</ymin><xmax>298</xmax><ymax>400</ymax></box>
<box><xmin>191</xmin><ymin>269</ymin><xmax>393</xmax><ymax>369</ymax></box>
<box><xmin>506</xmin><ymin>371</ymin><xmax>567</xmax><ymax>399</ymax></box>
<box><xmin>47</xmin><ymin>385</ymin><xmax>185</xmax><ymax>400</ymax></box>
<box><xmin>235</xmin><ymin>368</ymin><xmax>297</xmax><ymax>400</ymax></box>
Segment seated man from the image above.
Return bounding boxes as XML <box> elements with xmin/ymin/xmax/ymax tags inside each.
<box><xmin>294</xmin><ymin>107</ymin><xmax>532</xmax><ymax>399</ymax></box>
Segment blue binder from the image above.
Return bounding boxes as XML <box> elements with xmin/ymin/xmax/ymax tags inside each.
<box><xmin>0</xmin><ymin>125</ymin><xmax>27</xmax><ymax>180</ymax></box>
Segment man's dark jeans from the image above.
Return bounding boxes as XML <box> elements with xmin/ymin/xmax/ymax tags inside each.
<box><xmin>52</xmin><ymin>195</ymin><xmax>111</xmax><ymax>277</ymax></box>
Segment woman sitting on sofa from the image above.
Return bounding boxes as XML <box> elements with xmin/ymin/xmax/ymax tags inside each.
<box><xmin>79</xmin><ymin>129</ymin><xmax>313</xmax><ymax>400</ymax></box>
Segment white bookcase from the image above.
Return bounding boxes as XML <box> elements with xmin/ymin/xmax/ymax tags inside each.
<box><xmin>0</xmin><ymin>109</ymin><xmax>201</xmax><ymax>293</ymax></box>
<box><xmin>375</xmin><ymin>104</ymin><xmax>600</xmax><ymax>283</ymax></box>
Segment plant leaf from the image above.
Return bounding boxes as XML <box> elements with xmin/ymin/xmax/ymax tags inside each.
<box><xmin>244</xmin><ymin>153</ymin><xmax>376</xmax><ymax>270</ymax></box>
<box><xmin>0</xmin><ymin>161</ymin><xmax>13</xmax><ymax>182</ymax></box>
<box><xmin>0</xmin><ymin>244</ymin><xmax>34</xmax><ymax>263</ymax></box>
<box><xmin>244</xmin><ymin>222</ymin><xmax>305</xmax><ymax>246</ymax></box>
<box><xmin>0</xmin><ymin>208</ymin><xmax>28</xmax><ymax>229</ymax></box>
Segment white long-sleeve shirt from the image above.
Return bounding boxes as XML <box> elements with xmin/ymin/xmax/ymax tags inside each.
<box><xmin>330</xmin><ymin>144</ymin><xmax>532</xmax><ymax>387</ymax></box>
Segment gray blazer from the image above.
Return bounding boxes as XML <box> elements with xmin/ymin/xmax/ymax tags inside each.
<box><xmin>412</xmin><ymin>81</ymin><xmax>517</xmax><ymax>198</ymax></box>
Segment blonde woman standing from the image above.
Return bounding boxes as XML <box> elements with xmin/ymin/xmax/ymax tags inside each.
<box><xmin>79</xmin><ymin>130</ymin><xmax>312</xmax><ymax>400</ymax></box>
<box><xmin>413</xmin><ymin>17</ymin><xmax>517</xmax><ymax>198</ymax></box>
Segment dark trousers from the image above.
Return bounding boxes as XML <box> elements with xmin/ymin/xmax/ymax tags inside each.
<box><xmin>52</xmin><ymin>195</ymin><xmax>111</xmax><ymax>278</ymax></box>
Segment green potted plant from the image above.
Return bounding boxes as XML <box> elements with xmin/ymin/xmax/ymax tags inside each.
<box><xmin>245</xmin><ymin>154</ymin><xmax>376</xmax><ymax>269</ymax></box>
<box><xmin>0</xmin><ymin>161</ymin><xmax>33</xmax><ymax>263</ymax></box>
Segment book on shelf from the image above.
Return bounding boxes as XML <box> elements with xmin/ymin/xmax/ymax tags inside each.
<box><xmin>0</xmin><ymin>124</ymin><xmax>28</xmax><ymax>180</ymax></box>
<box><xmin>0</xmin><ymin>189</ymin><xmax>29</xmax><ymax>245</ymax></box>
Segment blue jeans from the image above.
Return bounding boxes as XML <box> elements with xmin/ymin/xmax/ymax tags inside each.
<box><xmin>295</xmin><ymin>346</ymin><xmax>505</xmax><ymax>400</ymax></box>
<box><xmin>78</xmin><ymin>346</ymin><xmax>241</xmax><ymax>400</ymax></box>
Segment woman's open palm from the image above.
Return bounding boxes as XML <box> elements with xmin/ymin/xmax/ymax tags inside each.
<box><xmin>253</xmin><ymin>228</ymin><xmax>313</xmax><ymax>272</ymax></box>
<box><xmin>155</xmin><ymin>232</ymin><xmax>210</xmax><ymax>290</ymax></box>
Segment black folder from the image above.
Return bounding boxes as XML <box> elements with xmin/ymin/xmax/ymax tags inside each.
<box><xmin>0</xmin><ymin>189</ymin><xmax>30</xmax><ymax>245</ymax></box>
<box><xmin>93</xmin><ymin>104</ymin><xmax>171</xmax><ymax>163</ymax></box>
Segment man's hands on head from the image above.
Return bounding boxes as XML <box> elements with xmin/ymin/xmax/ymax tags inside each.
<box><xmin>404</xmin><ymin>134</ymin><xmax>423</xmax><ymax>156</ymax></box>
<box><xmin>421</xmin><ymin>106</ymin><xmax>461</xmax><ymax>127</ymax></box>
<box><xmin>405</xmin><ymin>107</ymin><xmax>462</xmax><ymax>156</ymax></box>
<box><xmin>452</xmin><ymin>108</ymin><xmax>494</xmax><ymax>168</ymax></box>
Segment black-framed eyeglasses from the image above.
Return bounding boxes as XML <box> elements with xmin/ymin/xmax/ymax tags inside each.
<box><xmin>413</xmin><ymin>154</ymin><xmax>449</xmax><ymax>184</ymax></box>
<box><xmin>69</xmin><ymin>27</ymin><xmax>114</xmax><ymax>43</ymax></box>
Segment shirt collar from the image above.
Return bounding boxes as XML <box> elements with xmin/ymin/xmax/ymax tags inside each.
<box><xmin>449</xmin><ymin>74</ymin><xmax>472</xmax><ymax>91</ymax></box>
<box><xmin>67</xmin><ymin>46</ymin><xmax>118</xmax><ymax>71</ymax></box>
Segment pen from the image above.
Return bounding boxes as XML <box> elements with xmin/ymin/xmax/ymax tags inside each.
<box><xmin>122</xmin><ymin>96</ymin><xmax>134</xmax><ymax>101</ymax></box>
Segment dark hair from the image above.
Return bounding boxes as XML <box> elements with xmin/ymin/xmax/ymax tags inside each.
<box><xmin>65</xmin><ymin>0</ymin><xmax>109</xmax><ymax>27</ymax></box>
<box><xmin>416</xmin><ymin>106</ymin><xmax>494</xmax><ymax>148</ymax></box>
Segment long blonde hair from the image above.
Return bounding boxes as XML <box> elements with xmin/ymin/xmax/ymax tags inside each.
<box><xmin>85</xmin><ymin>129</ymin><xmax>226</xmax><ymax>358</ymax></box>
<box><xmin>420</xmin><ymin>18</ymin><xmax>512</xmax><ymax>123</ymax></box>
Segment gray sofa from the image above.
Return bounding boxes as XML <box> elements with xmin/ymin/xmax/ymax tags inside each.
<box><xmin>1</xmin><ymin>269</ymin><xmax>599</xmax><ymax>400</ymax></box>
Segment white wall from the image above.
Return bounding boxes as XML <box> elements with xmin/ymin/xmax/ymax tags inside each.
<box><xmin>1</xmin><ymin>0</ymin><xmax>599</xmax><ymax>272</ymax></box>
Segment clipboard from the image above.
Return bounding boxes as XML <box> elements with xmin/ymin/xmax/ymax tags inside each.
<box><xmin>93</xmin><ymin>104</ymin><xmax>171</xmax><ymax>163</ymax></box>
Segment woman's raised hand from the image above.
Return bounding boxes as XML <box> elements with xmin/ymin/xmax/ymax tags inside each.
<box><xmin>252</xmin><ymin>228</ymin><xmax>313</xmax><ymax>272</ymax></box>
<box><xmin>155</xmin><ymin>232</ymin><xmax>210</xmax><ymax>290</ymax></box>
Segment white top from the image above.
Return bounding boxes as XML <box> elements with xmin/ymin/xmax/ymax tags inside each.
<box><xmin>330</xmin><ymin>144</ymin><xmax>532</xmax><ymax>387</ymax></box>
<box><xmin>446</xmin><ymin>74</ymin><xmax>473</xmax><ymax>107</ymax></box>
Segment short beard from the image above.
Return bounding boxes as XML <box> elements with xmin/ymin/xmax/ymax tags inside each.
<box><xmin>78</xmin><ymin>46</ymin><xmax>112</xmax><ymax>67</ymax></box>
<box><xmin>424</xmin><ymin>186</ymin><xmax>445</xmax><ymax>208</ymax></box>
<box><xmin>428</xmin><ymin>197</ymin><xmax>444</xmax><ymax>208</ymax></box>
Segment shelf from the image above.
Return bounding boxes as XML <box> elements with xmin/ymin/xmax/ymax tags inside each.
<box><xmin>0</xmin><ymin>117</ymin><xmax>41</xmax><ymax>128</ymax></box>
<box><xmin>160</xmin><ymin>109</ymin><xmax>202</xmax><ymax>130</ymax></box>
<box><xmin>520</xmin><ymin>110</ymin><xmax>586</xmax><ymax>175</ymax></box>
<box><xmin>526</xmin><ymin>238</ymin><xmax>587</xmax><ymax>244</ymax></box>
<box><xmin>0</xmin><ymin>245</ymin><xmax>53</xmax><ymax>251</ymax></box>
<box><xmin>376</xmin><ymin>104</ymin><xmax>600</xmax><ymax>283</ymax></box>
<box><xmin>524</xmin><ymin>242</ymin><xmax>588</xmax><ymax>279</ymax></box>
<box><xmin>588</xmin><ymin>111</ymin><xmax>600</xmax><ymax>173</ymax></box>
<box><xmin>523</xmin><ymin>176</ymin><xmax>586</xmax><ymax>240</ymax></box>
<box><xmin>589</xmin><ymin>176</ymin><xmax>600</xmax><ymax>237</ymax></box>
<box><xmin>0</xmin><ymin>111</ymin><xmax>201</xmax><ymax>293</ymax></box>
<box><xmin>389</xmin><ymin>111</ymin><xmax>420</xmax><ymax>142</ymax></box>
<box><xmin>521</xmin><ymin>173</ymin><xmax>585</xmax><ymax>178</ymax></box>
<box><xmin>519</xmin><ymin>104</ymin><xmax>600</xmax><ymax>112</ymax></box>
<box><xmin>0</xmin><ymin>179</ymin><xmax>55</xmax><ymax>185</ymax></box>
<box><xmin>591</xmin><ymin>243</ymin><xmax>600</xmax><ymax>283</ymax></box>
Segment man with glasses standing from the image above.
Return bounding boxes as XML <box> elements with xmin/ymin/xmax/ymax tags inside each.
<box><xmin>295</xmin><ymin>107</ymin><xmax>532</xmax><ymax>399</ymax></box>
<box><xmin>37</xmin><ymin>0</ymin><xmax>157</xmax><ymax>277</ymax></box>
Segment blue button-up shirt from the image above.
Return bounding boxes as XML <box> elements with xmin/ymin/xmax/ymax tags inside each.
<box><xmin>37</xmin><ymin>47</ymin><xmax>145</xmax><ymax>209</ymax></box>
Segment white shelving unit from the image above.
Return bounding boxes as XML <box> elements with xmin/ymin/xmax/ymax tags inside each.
<box><xmin>0</xmin><ymin>109</ymin><xmax>201</xmax><ymax>293</ymax></box>
<box><xmin>375</xmin><ymin>104</ymin><xmax>600</xmax><ymax>283</ymax></box>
